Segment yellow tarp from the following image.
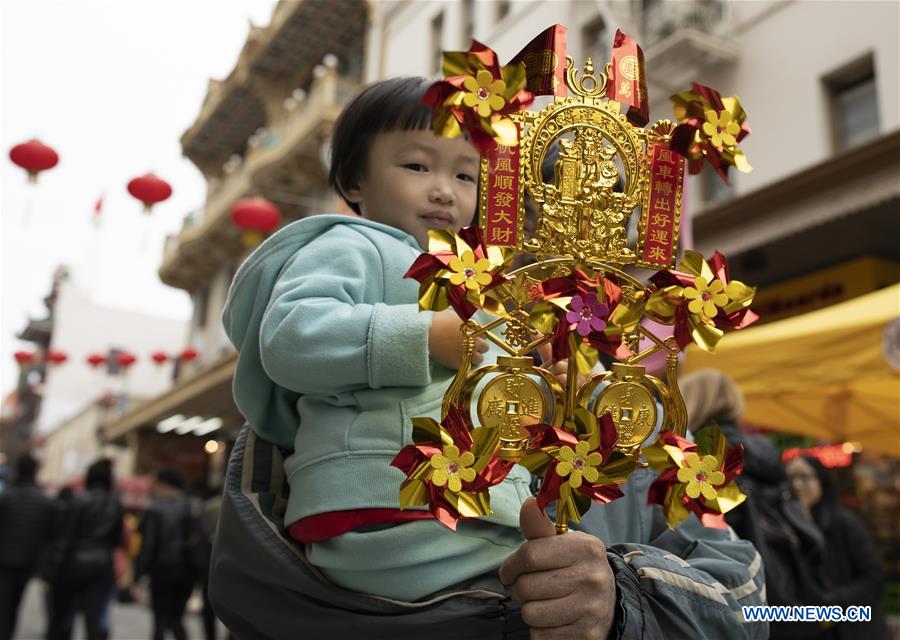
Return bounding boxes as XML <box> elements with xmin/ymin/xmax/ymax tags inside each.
<box><xmin>685</xmin><ymin>284</ymin><xmax>900</xmax><ymax>458</ymax></box>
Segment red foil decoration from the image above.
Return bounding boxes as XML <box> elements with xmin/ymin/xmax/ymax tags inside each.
<box><xmin>649</xmin><ymin>251</ymin><xmax>758</xmax><ymax>349</ymax></box>
<box><xmin>605</xmin><ymin>30</ymin><xmax>649</xmax><ymax>127</ymax></box>
<box><xmin>151</xmin><ymin>351</ymin><xmax>169</xmax><ymax>365</ymax></box>
<box><xmin>179</xmin><ymin>347</ymin><xmax>199</xmax><ymax>362</ymax></box>
<box><xmin>46</xmin><ymin>350</ymin><xmax>68</xmax><ymax>365</ymax></box>
<box><xmin>508</xmin><ymin>24</ymin><xmax>568</xmax><ymax>97</ymax></box>
<box><xmin>116</xmin><ymin>352</ymin><xmax>137</xmax><ymax>369</ymax></box>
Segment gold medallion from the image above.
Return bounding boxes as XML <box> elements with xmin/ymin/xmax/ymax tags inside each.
<box><xmin>594</xmin><ymin>381</ymin><xmax>657</xmax><ymax>447</ymax></box>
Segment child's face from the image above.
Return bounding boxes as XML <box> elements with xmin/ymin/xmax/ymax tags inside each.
<box><xmin>345</xmin><ymin>129</ymin><xmax>480</xmax><ymax>249</ymax></box>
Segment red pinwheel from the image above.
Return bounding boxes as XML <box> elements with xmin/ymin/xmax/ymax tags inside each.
<box><xmin>405</xmin><ymin>225</ymin><xmax>509</xmax><ymax>321</ymax></box>
<box><xmin>644</xmin><ymin>425</ymin><xmax>746</xmax><ymax>529</ymax></box>
<box><xmin>523</xmin><ymin>409</ymin><xmax>634</xmax><ymax>526</ymax></box>
<box><xmin>646</xmin><ymin>250</ymin><xmax>757</xmax><ymax>351</ymax></box>
<box><xmin>127</xmin><ymin>173</ymin><xmax>172</xmax><ymax>213</ymax></box>
<box><xmin>392</xmin><ymin>405</ymin><xmax>513</xmax><ymax>530</ymax></box>
<box><xmin>9</xmin><ymin>139</ymin><xmax>59</xmax><ymax>183</ymax></box>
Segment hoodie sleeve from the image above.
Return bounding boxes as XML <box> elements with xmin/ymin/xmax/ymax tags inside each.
<box><xmin>259</xmin><ymin>227</ymin><xmax>433</xmax><ymax>395</ymax></box>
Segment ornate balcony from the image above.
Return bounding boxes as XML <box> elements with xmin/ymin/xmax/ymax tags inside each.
<box><xmin>643</xmin><ymin>0</ymin><xmax>739</xmax><ymax>92</ymax></box>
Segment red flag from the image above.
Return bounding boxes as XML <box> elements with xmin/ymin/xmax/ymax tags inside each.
<box><xmin>508</xmin><ymin>24</ymin><xmax>567</xmax><ymax>97</ymax></box>
<box><xmin>92</xmin><ymin>194</ymin><xmax>104</xmax><ymax>227</ymax></box>
<box><xmin>605</xmin><ymin>30</ymin><xmax>648</xmax><ymax>127</ymax></box>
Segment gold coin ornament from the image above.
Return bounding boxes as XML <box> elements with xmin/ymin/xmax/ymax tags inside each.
<box><xmin>396</xmin><ymin>24</ymin><xmax>759</xmax><ymax>532</ymax></box>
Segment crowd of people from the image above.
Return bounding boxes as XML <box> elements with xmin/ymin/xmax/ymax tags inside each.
<box><xmin>0</xmin><ymin>456</ymin><xmax>222</xmax><ymax>640</ymax></box>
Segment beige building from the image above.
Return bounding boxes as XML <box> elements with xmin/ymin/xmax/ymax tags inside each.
<box><xmin>101</xmin><ymin>0</ymin><xmax>370</xmax><ymax>485</ymax></box>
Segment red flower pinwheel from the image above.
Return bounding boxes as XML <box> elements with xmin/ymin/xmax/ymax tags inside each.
<box><xmin>646</xmin><ymin>250</ymin><xmax>757</xmax><ymax>351</ymax></box>
<box><xmin>670</xmin><ymin>83</ymin><xmax>752</xmax><ymax>184</ymax></box>
<box><xmin>423</xmin><ymin>40</ymin><xmax>534</xmax><ymax>153</ymax></box>
<box><xmin>392</xmin><ymin>405</ymin><xmax>513</xmax><ymax>530</ymax></box>
<box><xmin>644</xmin><ymin>424</ymin><xmax>746</xmax><ymax>529</ymax></box>
<box><xmin>522</xmin><ymin>408</ymin><xmax>634</xmax><ymax>525</ymax></box>
<box><xmin>405</xmin><ymin>225</ymin><xmax>510</xmax><ymax>320</ymax></box>
<box><xmin>528</xmin><ymin>269</ymin><xmax>640</xmax><ymax>373</ymax></box>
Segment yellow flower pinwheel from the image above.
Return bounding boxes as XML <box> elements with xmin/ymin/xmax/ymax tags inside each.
<box><xmin>676</xmin><ymin>452</ymin><xmax>726</xmax><ymax>500</ymax></box>
<box><xmin>449</xmin><ymin>250</ymin><xmax>493</xmax><ymax>291</ymax></box>
<box><xmin>702</xmin><ymin>109</ymin><xmax>740</xmax><ymax>148</ymax></box>
<box><xmin>462</xmin><ymin>69</ymin><xmax>508</xmax><ymax>118</ymax></box>
<box><xmin>683</xmin><ymin>276</ymin><xmax>728</xmax><ymax>320</ymax></box>
<box><xmin>430</xmin><ymin>444</ymin><xmax>477</xmax><ymax>493</ymax></box>
<box><xmin>556</xmin><ymin>440</ymin><xmax>603</xmax><ymax>489</ymax></box>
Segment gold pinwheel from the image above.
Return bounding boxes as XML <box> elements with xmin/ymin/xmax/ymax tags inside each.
<box><xmin>683</xmin><ymin>276</ymin><xmax>728</xmax><ymax>320</ymax></box>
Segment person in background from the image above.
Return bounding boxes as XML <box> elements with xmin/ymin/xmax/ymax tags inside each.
<box><xmin>0</xmin><ymin>454</ymin><xmax>55</xmax><ymax>640</ymax></box>
<box><xmin>786</xmin><ymin>455</ymin><xmax>891</xmax><ymax>639</ymax></box>
<box><xmin>136</xmin><ymin>469</ymin><xmax>197</xmax><ymax>640</ymax></box>
<box><xmin>47</xmin><ymin>458</ymin><xmax>123</xmax><ymax>640</ymax></box>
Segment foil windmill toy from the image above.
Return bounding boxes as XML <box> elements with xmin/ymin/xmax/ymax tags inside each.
<box><xmin>394</xmin><ymin>25</ymin><xmax>758</xmax><ymax>533</ymax></box>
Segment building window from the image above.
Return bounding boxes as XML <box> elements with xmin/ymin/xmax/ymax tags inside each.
<box><xmin>827</xmin><ymin>57</ymin><xmax>880</xmax><ymax>151</ymax></box>
<box><xmin>496</xmin><ymin>0</ymin><xmax>511</xmax><ymax>21</ymax></box>
<box><xmin>581</xmin><ymin>15</ymin><xmax>607</xmax><ymax>64</ymax></box>
<box><xmin>461</xmin><ymin>0</ymin><xmax>474</xmax><ymax>46</ymax></box>
<box><xmin>431</xmin><ymin>11</ymin><xmax>444</xmax><ymax>75</ymax></box>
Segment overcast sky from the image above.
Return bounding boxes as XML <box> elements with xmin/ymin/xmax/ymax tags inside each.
<box><xmin>0</xmin><ymin>0</ymin><xmax>278</xmax><ymax>397</ymax></box>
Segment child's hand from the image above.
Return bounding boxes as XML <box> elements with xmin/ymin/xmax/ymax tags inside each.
<box><xmin>537</xmin><ymin>342</ymin><xmax>586</xmax><ymax>388</ymax></box>
<box><xmin>429</xmin><ymin>310</ymin><xmax>489</xmax><ymax>370</ymax></box>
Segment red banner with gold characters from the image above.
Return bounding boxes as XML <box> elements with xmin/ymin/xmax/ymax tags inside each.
<box><xmin>605</xmin><ymin>30</ymin><xmax>648</xmax><ymax>127</ymax></box>
<box><xmin>508</xmin><ymin>24</ymin><xmax>567</xmax><ymax>97</ymax></box>
<box><xmin>482</xmin><ymin>130</ymin><xmax>521</xmax><ymax>247</ymax></box>
<box><xmin>640</xmin><ymin>143</ymin><xmax>684</xmax><ymax>268</ymax></box>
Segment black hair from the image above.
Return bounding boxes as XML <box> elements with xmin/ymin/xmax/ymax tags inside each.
<box><xmin>329</xmin><ymin>76</ymin><xmax>435</xmax><ymax>214</ymax></box>
<box><xmin>799</xmin><ymin>455</ymin><xmax>839</xmax><ymax>517</ymax></box>
<box><xmin>156</xmin><ymin>467</ymin><xmax>185</xmax><ymax>491</ymax></box>
<box><xmin>85</xmin><ymin>458</ymin><xmax>113</xmax><ymax>491</ymax></box>
<box><xmin>15</xmin><ymin>454</ymin><xmax>38</xmax><ymax>484</ymax></box>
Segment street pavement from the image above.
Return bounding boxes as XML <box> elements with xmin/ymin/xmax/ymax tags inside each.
<box><xmin>14</xmin><ymin>578</ymin><xmax>228</xmax><ymax>640</ymax></box>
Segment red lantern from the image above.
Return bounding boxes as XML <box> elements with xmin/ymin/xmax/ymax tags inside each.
<box><xmin>47</xmin><ymin>350</ymin><xmax>69</xmax><ymax>365</ymax></box>
<box><xmin>116</xmin><ymin>352</ymin><xmax>137</xmax><ymax>369</ymax></box>
<box><xmin>86</xmin><ymin>353</ymin><xmax>107</xmax><ymax>368</ymax></box>
<box><xmin>127</xmin><ymin>173</ymin><xmax>172</xmax><ymax>213</ymax></box>
<box><xmin>231</xmin><ymin>197</ymin><xmax>282</xmax><ymax>247</ymax></box>
<box><xmin>9</xmin><ymin>139</ymin><xmax>59</xmax><ymax>183</ymax></box>
<box><xmin>151</xmin><ymin>351</ymin><xmax>169</xmax><ymax>365</ymax></box>
<box><xmin>14</xmin><ymin>351</ymin><xmax>35</xmax><ymax>366</ymax></box>
<box><xmin>179</xmin><ymin>347</ymin><xmax>199</xmax><ymax>362</ymax></box>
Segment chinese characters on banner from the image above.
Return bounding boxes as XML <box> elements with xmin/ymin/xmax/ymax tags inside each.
<box><xmin>483</xmin><ymin>131</ymin><xmax>521</xmax><ymax>247</ymax></box>
<box><xmin>640</xmin><ymin>143</ymin><xmax>684</xmax><ymax>268</ymax></box>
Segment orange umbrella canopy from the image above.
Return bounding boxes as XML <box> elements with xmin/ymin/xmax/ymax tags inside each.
<box><xmin>685</xmin><ymin>285</ymin><xmax>900</xmax><ymax>458</ymax></box>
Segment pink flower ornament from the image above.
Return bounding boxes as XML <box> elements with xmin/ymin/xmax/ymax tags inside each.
<box><xmin>566</xmin><ymin>294</ymin><xmax>609</xmax><ymax>337</ymax></box>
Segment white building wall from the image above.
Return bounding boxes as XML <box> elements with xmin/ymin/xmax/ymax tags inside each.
<box><xmin>38</xmin><ymin>276</ymin><xmax>188</xmax><ymax>434</ymax></box>
<box><xmin>691</xmin><ymin>0</ymin><xmax>900</xmax><ymax>200</ymax></box>
<box><xmin>369</xmin><ymin>0</ymin><xmax>898</xmax><ymax>225</ymax></box>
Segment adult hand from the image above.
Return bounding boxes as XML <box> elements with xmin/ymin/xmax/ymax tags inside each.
<box><xmin>499</xmin><ymin>498</ymin><xmax>616</xmax><ymax>639</ymax></box>
<box><xmin>429</xmin><ymin>309</ymin><xmax>488</xmax><ymax>369</ymax></box>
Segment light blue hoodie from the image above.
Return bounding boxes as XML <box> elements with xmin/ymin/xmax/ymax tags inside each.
<box><xmin>222</xmin><ymin>215</ymin><xmax>531</xmax><ymax>600</ymax></box>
